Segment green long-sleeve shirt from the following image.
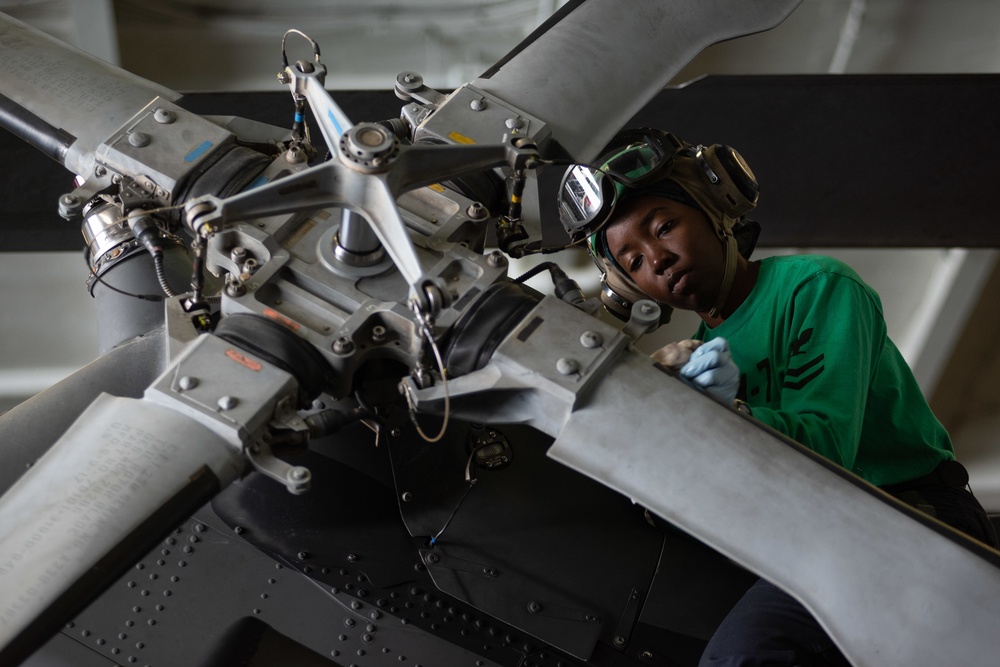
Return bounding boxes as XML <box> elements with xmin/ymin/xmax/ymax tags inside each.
<box><xmin>694</xmin><ymin>254</ymin><xmax>953</xmax><ymax>487</ymax></box>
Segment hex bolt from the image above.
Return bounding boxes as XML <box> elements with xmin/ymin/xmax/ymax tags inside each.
<box><xmin>289</xmin><ymin>467</ymin><xmax>309</xmax><ymax>481</ymax></box>
<box><xmin>285</xmin><ymin>145</ymin><xmax>306</xmax><ymax>164</ymax></box>
<box><xmin>425</xmin><ymin>553</ymin><xmax>440</xmax><ymax>565</ymax></box>
<box><xmin>640</xmin><ymin>302</ymin><xmax>656</xmax><ymax>315</ymax></box>
<box><xmin>527</xmin><ymin>601</ymin><xmax>542</xmax><ymax>614</ymax></box>
<box><xmin>401</xmin><ymin>491</ymin><xmax>413</xmax><ymax>502</ymax></box>
<box><xmin>556</xmin><ymin>358</ymin><xmax>580</xmax><ymax>375</ymax></box>
<box><xmin>178</xmin><ymin>376</ymin><xmax>198</xmax><ymax>391</ymax></box>
<box><xmin>217</xmin><ymin>396</ymin><xmax>239</xmax><ymax>411</ymax></box>
<box><xmin>95</xmin><ymin>166</ymin><xmax>107</xmax><ymax>177</ymax></box>
<box><xmin>372</xmin><ymin>325</ymin><xmax>387</xmax><ymax>343</ymax></box>
<box><xmin>225</xmin><ymin>281</ymin><xmax>247</xmax><ymax>298</ymax></box>
<box><xmin>230</xmin><ymin>246</ymin><xmax>248</xmax><ymax>263</ymax></box>
<box><xmin>466</xmin><ymin>202</ymin><xmax>488</xmax><ymax>220</ymax></box>
<box><xmin>614</xmin><ymin>635</ymin><xmax>626</xmax><ymax>647</ymax></box>
<box><xmin>580</xmin><ymin>331</ymin><xmax>603</xmax><ymax>348</ymax></box>
<box><xmin>277</xmin><ymin>71</ymin><xmax>291</xmax><ymax>84</ymax></box>
<box><xmin>391</xmin><ymin>428</ymin><xmax>402</xmax><ymax>438</ymax></box>
<box><xmin>128</xmin><ymin>132</ymin><xmax>151</xmax><ymax>148</ymax></box>
<box><xmin>333</xmin><ymin>337</ymin><xmax>355</xmax><ymax>355</ymax></box>
<box><xmin>487</xmin><ymin>250</ymin><xmax>506</xmax><ymax>268</ymax></box>
<box><xmin>483</xmin><ymin>567</ymin><xmax>498</xmax><ymax>577</ymax></box>
<box><xmin>640</xmin><ymin>650</ymin><xmax>653</xmax><ymax>660</ymax></box>
<box><xmin>347</xmin><ymin>553</ymin><xmax>358</xmax><ymax>562</ymax></box>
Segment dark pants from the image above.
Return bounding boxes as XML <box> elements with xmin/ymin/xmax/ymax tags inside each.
<box><xmin>699</xmin><ymin>461</ymin><xmax>997</xmax><ymax>667</ymax></box>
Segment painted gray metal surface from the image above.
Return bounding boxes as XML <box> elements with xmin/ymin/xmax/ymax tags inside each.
<box><xmin>0</xmin><ymin>331</ymin><xmax>167</xmax><ymax>495</ymax></box>
<box><xmin>0</xmin><ymin>392</ymin><xmax>240</xmax><ymax>651</ymax></box>
<box><xmin>472</xmin><ymin>0</ymin><xmax>803</xmax><ymax>161</ymax></box>
<box><xmin>0</xmin><ymin>12</ymin><xmax>179</xmax><ymax>175</ymax></box>
<box><xmin>0</xmin><ymin>334</ymin><xmax>302</xmax><ymax>660</ymax></box>
<box><xmin>407</xmin><ymin>295</ymin><xmax>1000</xmax><ymax>666</ymax></box>
<box><xmin>7</xmin><ymin>2</ymin><xmax>999</xmax><ymax>665</ymax></box>
<box><xmin>551</xmin><ymin>351</ymin><xmax>1000</xmax><ymax>666</ymax></box>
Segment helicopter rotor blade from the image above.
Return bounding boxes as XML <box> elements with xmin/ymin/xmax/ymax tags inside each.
<box><xmin>0</xmin><ymin>329</ymin><xmax>309</xmax><ymax>665</ymax></box>
<box><xmin>0</xmin><ymin>332</ymin><xmax>167</xmax><ymax>497</ymax></box>
<box><xmin>473</xmin><ymin>0</ymin><xmax>802</xmax><ymax>161</ymax></box>
<box><xmin>0</xmin><ymin>11</ymin><xmax>180</xmax><ymax>174</ymax></box>
<box><xmin>0</xmin><ymin>393</ymin><xmax>245</xmax><ymax>666</ymax></box>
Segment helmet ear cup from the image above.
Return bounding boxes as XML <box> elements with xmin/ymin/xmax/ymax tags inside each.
<box><xmin>692</xmin><ymin>144</ymin><xmax>759</xmax><ymax>220</ymax></box>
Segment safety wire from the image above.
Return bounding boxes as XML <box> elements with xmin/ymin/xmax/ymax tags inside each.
<box><xmin>404</xmin><ymin>308</ymin><xmax>451</xmax><ymax>443</ymax></box>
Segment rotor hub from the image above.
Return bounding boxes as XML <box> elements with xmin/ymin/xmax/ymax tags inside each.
<box><xmin>340</xmin><ymin>123</ymin><xmax>399</xmax><ymax>172</ymax></box>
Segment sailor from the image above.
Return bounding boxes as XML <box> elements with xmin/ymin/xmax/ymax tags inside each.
<box><xmin>560</xmin><ymin>128</ymin><xmax>999</xmax><ymax>666</ymax></box>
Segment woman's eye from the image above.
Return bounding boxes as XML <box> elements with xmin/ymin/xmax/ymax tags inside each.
<box><xmin>629</xmin><ymin>256</ymin><xmax>643</xmax><ymax>272</ymax></box>
<box><xmin>657</xmin><ymin>220</ymin><xmax>675</xmax><ymax>236</ymax></box>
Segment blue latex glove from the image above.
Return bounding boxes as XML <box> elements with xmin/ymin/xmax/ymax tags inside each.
<box><xmin>679</xmin><ymin>337</ymin><xmax>741</xmax><ymax>404</ymax></box>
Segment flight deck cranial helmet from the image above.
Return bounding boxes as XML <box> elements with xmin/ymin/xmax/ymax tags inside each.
<box><xmin>558</xmin><ymin>128</ymin><xmax>760</xmax><ymax>320</ymax></box>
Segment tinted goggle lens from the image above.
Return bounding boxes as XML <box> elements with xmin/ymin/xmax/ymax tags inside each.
<box><xmin>558</xmin><ymin>165</ymin><xmax>617</xmax><ymax>240</ymax></box>
<box><xmin>557</xmin><ymin>131</ymin><xmax>677</xmax><ymax>240</ymax></box>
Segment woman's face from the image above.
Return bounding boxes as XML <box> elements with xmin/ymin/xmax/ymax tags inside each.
<box><xmin>604</xmin><ymin>194</ymin><xmax>725</xmax><ymax>314</ymax></box>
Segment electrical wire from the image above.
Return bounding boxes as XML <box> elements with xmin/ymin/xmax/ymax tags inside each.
<box><xmin>512</xmin><ymin>261</ymin><xmax>556</xmax><ymax>284</ymax></box>
<box><xmin>429</xmin><ymin>469</ymin><xmax>477</xmax><ymax>547</ymax></box>
<box><xmin>153</xmin><ymin>252</ymin><xmax>178</xmax><ymax>297</ymax></box>
<box><xmin>83</xmin><ymin>245</ymin><xmax>166</xmax><ymax>302</ymax></box>
<box><xmin>82</xmin><ymin>202</ymin><xmax>226</xmax><ymax>302</ymax></box>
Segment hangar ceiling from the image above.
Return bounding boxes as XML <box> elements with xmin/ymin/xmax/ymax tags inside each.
<box><xmin>3</xmin><ymin>0</ymin><xmax>1000</xmax><ymax>506</ymax></box>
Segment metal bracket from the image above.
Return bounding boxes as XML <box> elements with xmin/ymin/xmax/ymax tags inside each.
<box><xmin>611</xmin><ymin>587</ymin><xmax>643</xmax><ymax>650</ymax></box>
<box><xmin>621</xmin><ymin>299</ymin><xmax>662</xmax><ymax>342</ymax></box>
<box><xmin>245</xmin><ymin>440</ymin><xmax>311</xmax><ymax>495</ymax></box>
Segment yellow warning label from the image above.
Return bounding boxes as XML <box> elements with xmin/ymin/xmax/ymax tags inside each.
<box><xmin>447</xmin><ymin>132</ymin><xmax>476</xmax><ymax>145</ymax></box>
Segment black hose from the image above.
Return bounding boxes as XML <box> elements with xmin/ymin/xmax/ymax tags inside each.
<box><xmin>0</xmin><ymin>91</ymin><xmax>75</xmax><ymax>165</ymax></box>
<box><xmin>513</xmin><ymin>261</ymin><xmax>556</xmax><ymax>284</ymax></box>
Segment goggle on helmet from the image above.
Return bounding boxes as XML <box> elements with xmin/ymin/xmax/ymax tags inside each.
<box><xmin>560</xmin><ymin>128</ymin><xmax>760</xmax><ymax>321</ymax></box>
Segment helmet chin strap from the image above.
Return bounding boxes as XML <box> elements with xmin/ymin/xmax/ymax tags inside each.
<box><xmin>708</xmin><ymin>226</ymin><xmax>739</xmax><ymax>319</ymax></box>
